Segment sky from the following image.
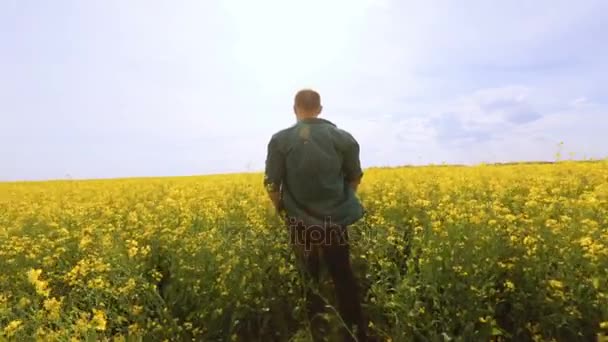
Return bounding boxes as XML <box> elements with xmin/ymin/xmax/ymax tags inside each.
<box><xmin>1</xmin><ymin>0</ymin><xmax>607</xmax><ymax>181</ymax></box>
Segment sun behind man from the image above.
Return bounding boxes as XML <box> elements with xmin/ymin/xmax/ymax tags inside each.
<box><xmin>264</xmin><ymin>89</ymin><xmax>368</xmax><ymax>342</ymax></box>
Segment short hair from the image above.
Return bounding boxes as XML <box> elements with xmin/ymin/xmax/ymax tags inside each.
<box><xmin>294</xmin><ymin>89</ymin><xmax>321</xmax><ymax>112</ymax></box>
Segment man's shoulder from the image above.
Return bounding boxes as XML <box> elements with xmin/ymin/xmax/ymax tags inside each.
<box><xmin>329</xmin><ymin>125</ymin><xmax>357</xmax><ymax>145</ymax></box>
<box><xmin>316</xmin><ymin>119</ymin><xmax>353</xmax><ymax>137</ymax></box>
<box><xmin>334</xmin><ymin>126</ymin><xmax>354</xmax><ymax>138</ymax></box>
<box><xmin>270</xmin><ymin>125</ymin><xmax>297</xmax><ymax>141</ymax></box>
<box><xmin>269</xmin><ymin>120</ymin><xmax>356</xmax><ymax>143</ymax></box>
<box><xmin>268</xmin><ymin>125</ymin><xmax>298</xmax><ymax>150</ymax></box>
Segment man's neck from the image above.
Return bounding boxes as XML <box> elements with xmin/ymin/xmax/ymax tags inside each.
<box><xmin>297</xmin><ymin>114</ymin><xmax>319</xmax><ymax>121</ymax></box>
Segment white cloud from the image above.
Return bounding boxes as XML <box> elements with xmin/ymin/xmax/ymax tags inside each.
<box><xmin>1</xmin><ymin>0</ymin><xmax>608</xmax><ymax>180</ymax></box>
<box><xmin>570</xmin><ymin>97</ymin><xmax>590</xmax><ymax>107</ymax></box>
<box><xmin>333</xmin><ymin>84</ymin><xmax>608</xmax><ymax>167</ymax></box>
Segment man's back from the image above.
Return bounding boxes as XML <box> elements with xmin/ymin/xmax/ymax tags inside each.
<box><xmin>264</xmin><ymin>89</ymin><xmax>370</xmax><ymax>342</ymax></box>
<box><xmin>265</xmin><ymin>117</ymin><xmax>364</xmax><ymax>227</ymax></box>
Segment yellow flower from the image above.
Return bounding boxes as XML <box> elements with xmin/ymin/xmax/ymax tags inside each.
<box><xmin>17</xmin><ymin>297</ymin><xmax>32</xmax><ymax>309</ymax></box>
<box><xmin>127</xmin><ymin>239</ymin><xmax>139</xmax><ymax>258</ymax></box>
<box><xmin>579</xmin><ymin>236</ymin><xmax>593</xmax><ymax>247</ymax></box>
<box><xmin>548</xmin><ymin>279</ymin><xmax>564</xmax><ymax>290</ymax></box>
<box><xmin>87</xmin><ymin>276</ymin><xmax>109</xmax><ymax>290</ymax></box>
<box><xmin>91</xmin><ymin>309</ymin><xmax>107</xmax><ymax>331</ymax></box>
<box><xmin>119</xmin><ymin>278</ymin><xmax>137</xmax><ymax>294</ymax></box>
<box><xmin>128</xmin><ymin>323</ymin><xmax>141</xmax><ymax>335</ymax></box>
<box><xmin>131</xmin><ymin>305</ymin><xmax>143</xmax><ymax>316</ymax></box>
<box><xmin>35</xmin><ymin>326</ymin><xmax>47</xmax><ymax>339</ymax></box>
<box><xmin>79</xmin><ymin>235</ymin><xmax>93</xmax><ymax>249</ymax></box>
<box><xmin>27</xmin><ymin>268</ymin><xmax>50</xmax><ymax>297</ymax></box>
<box><xmin>75</xmin><ymin>312</ymin><xmax>90</xmax><ymax>333</ymax></box>
<box><xmin>523</xmin><ymin>236</ymin><xmax>536</xmax><ymax>246</ymax></box>
<box><xmin>43</xmin><ymin>297</ymin><xmax>62</xmax><ymax>321</ymax></box>
<box><xmin>3</xmin><ymin>320</ymin><xmax>23</xmax><ymax>337</ymax></box>
<box><xmin>27</xmin><ymin>268</ymin><xmax>42</xmax><ymax>283</ymax></box>
<box><xmin>113</xmin><ymin>335</ymin><xmax>127</xmax><ymax>342</ymax></box>
<box><xmin>2</xmin><ymin>159</ymin><xmax>608</xmax><ymax>341</ymax></box>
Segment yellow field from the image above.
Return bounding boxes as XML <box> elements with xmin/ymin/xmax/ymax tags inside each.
<box><xmin>1</xmin><ymin>162</ymin><xmax>607</xmax><ymax>341</ymax></box>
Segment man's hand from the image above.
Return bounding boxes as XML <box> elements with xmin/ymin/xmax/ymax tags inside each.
<box><xmin>267</xmin><ymin>190</ymin><xmax>283</xmax><ymax>213</ymax></box>
<box><xmin>349</xmin><ymin>176</ymin><xmax>362</xmax><ymax>193</ymax></box>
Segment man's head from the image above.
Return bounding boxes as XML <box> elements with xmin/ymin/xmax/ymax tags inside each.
<box><xmin>294</xmin><ymin>89</ymin><xmax>323</xmax><ymax>120</ymax></box>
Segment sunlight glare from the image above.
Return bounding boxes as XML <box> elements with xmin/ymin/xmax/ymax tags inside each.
<box><xmin>222</xmin><ymin>0</ymin><xmax>377</xmax><ymax>91</ymax></box>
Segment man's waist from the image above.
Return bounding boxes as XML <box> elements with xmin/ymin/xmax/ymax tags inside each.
<box><xmin>282</xmin><ymin>198</ymin><xmax>362</xmax><ymax>227</ymax></box>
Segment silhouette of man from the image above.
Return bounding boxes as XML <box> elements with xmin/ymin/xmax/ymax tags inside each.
<box><xmin>264</xmin><ymin>89</ymin><xmax>368</xmax><ymax>341</ymax></box>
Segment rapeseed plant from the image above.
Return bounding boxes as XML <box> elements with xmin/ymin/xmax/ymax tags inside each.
<box><xmin>0</xmin><ymin>162</ymin><xmax>606</xmax><ymax>340</ymax></box>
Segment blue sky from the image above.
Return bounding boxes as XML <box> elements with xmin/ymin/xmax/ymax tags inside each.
<box><xmin>1</xmin><ymin>0</ymin><xmax>607</xmax><ymax>181</ymax></box>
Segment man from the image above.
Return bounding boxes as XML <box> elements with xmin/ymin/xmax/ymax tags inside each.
<box><xmin>264</xmin><ymin>89</ymin><xmax>368</xmax><ymax>342</ymax></box>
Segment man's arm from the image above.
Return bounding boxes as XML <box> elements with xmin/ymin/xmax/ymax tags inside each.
<box><xmin>264</xmin><ymin>135</ymin><xmax>285</xmax><ymax>213</ymax></box>
<box><xmin>349</xmin><ymin>177</ymin><xmax>362</xmax><ymax>193</ymax></box>
<box><xmin>266</xmin><ymin>189</ymin><xmax>282</xmax><ymax>211</ymax></box>
<box><xmin>341</xmin><ymin>131</ymin><xmax>364</xmax><ymax>192</ymax></box>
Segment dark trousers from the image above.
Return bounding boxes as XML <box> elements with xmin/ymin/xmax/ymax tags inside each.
<box><xmin>289</xmin><ymin>221</ymin><xmax>368</xmax><ymax>342</ymax></box>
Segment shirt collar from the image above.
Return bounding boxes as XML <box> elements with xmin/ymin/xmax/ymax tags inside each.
<box><xmin>298</xmin><ymin>117</ymin><xmax>336</xmax><ymax>127</ymax></box>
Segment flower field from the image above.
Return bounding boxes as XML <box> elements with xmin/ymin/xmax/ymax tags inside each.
<box><xmin>1</xmin><ymin>161</ymin><xmax>607</xmax><ymax>341</ymax></box>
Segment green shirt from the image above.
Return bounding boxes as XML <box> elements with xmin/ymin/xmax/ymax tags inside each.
<box><xmin>264</xmin><ymin>117</ymin><xmax>364</xmax><ymax>228</ymax></box>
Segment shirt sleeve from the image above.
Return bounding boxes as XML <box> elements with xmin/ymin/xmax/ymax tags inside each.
<box><xmin>264</xmin><ymin>135</ymin><xmax>285</xmax><ymax>192</ymax></box>
<box><xmin>341</xmin><ymin>131</ymin><xmax>363</xmax><ymax>182</ymax></box>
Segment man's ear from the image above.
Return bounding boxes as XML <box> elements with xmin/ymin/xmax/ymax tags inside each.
<box><xmin>293</xmin><ymin>105</ymin><xmax>297</xmax><ymax>114</ymax></box>
<box><xmin>318</xmin><ymin>105</ymin><xmax>323</xmax><ymax>115</ymax></box>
